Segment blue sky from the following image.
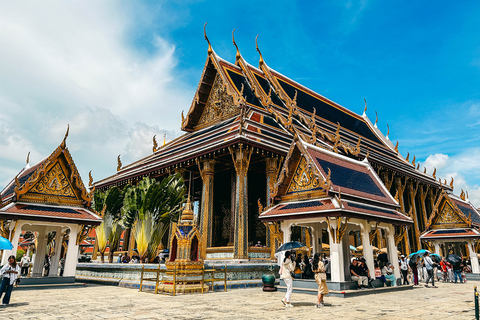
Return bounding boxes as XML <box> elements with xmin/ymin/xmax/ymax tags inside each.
<box><xmin>1</xmin><ymin>1</ymin><xmax>479</xmax><ymax>205</ymax></box>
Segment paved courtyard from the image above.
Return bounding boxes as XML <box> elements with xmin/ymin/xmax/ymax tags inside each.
<box><xmin>0</xmin><ymin>280</ymin><xmax>477</xmax><ymax>319</ymax></box>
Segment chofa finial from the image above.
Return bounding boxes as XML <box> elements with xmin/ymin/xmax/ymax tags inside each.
<box><xmin>374</xmin><ymin>111</ymin><xmax>378</xmax><ymax>128</ymax></box>
<box><xmin>204</xmin><ymin>22</ymin><xmax>212</xmax><ymax>55</ymax></box>
<box><xmin>394</xmin><ymin>141</ymin><xmax>399</xmax><ymax>153</ymax></box>
<box><xmin>386</xmin><ymin>124</ymin><xmax>390</xmax><ymax>139</ymax></box>
<box><xmin>153</xmin><ymin>135</ymin><xmax>158</xmax><ymax>153</ymax></box>
<box><xmin>363</xmin><ymin>98</ymin><xmax>367</xmax><ymax>116</ymax></box>
<box><xmin>432</xmin><ymin>167</ymin><xmax>436</xmax><ymax>179</ymax></box>
<box><xmin>450</xmin><ymin>177</ymin><xmax>454</xmax><ymax>189</ymax></box>
<box><xmin>256</xmin><ymin>35</ymin><xmax>264</xmax><ymax>66</ymax></box>
<box><xmin>232</xmin><ymin>29</ymin><xmax>241</xmax><ymax>62</ymax></box>
<box><xmin>26</xmin><ymin>151</ymin><xmax>30</xmax><ymax>168</ymax></box>
<box><xmin>60</xmin><ymin>124</ymin><xmax>69</xmax><ymax>149</ymax></box>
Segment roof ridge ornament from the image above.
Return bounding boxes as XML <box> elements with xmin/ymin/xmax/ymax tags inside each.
<box><xmin>89</xmin><ymin>171</ymin><xmax>93</xmax><ymax>187</ymax></box>
<box><xmin>432</xmin><ymin>167</ymin><xmax>436</xmax><ymax>179</ymax></box>
<box><xmin>25</xmin><ymin>151</ymin><xmax>31</xmax><ymax>169</ymax></box>
<box><xmin>60</xmin><ymin>124</ymin><xmax>69</xmax><ymax>149</ymax></box>
<box><xmin>363</xmin><ymin>98</ymin><xmax>367</xmax><ymax>116</ymax></box>
<box><xmin>386</xmin><ymin>124</ymin><xmax>390</xmax><ymax>140</ymax></box>
<box><xmin>412</xmin><ymin>155</ymin><xmax>416</xmax><ymax>167</ymax></box>
<box><xmin>374</xmin><ymin>111</ymin><xmax>378</xmax><ymax>128</ymax></box>
<box><xmin>405</xmin><ymin>152</ymin><xmax>409</xmax><ymax>162</ymax></box>
<box><xmin>117</xmin><ymin>154</ymin><xmax>122</xmax><ymax>172</ymax></box>
<box><xmin>394</xmin><ymin>141</ymin><xmax>399</xmax><ymax>153</ymax></box>
<box><xmin>153</xmin><ymin>135</ymin><xmax>158</xmax><ymax>153</ymax></box>
<box><xmin>232</xmin><ymin>29</ymin><xmax>241</xmax><ymax>62</ymax></box>
<box><xmin>255</xmin><ymin>35</ymin><xmax>264</xmax><ymax>66</ymax></box>
<box><xmin>204</xmin><ymin>22</ymin><xmax>213</xmax><ymax>55</ymax></box>
<box><xmin>450</xmin><ymin>177</ymin><xmax>454</xmax><ymax>189</ymax></box>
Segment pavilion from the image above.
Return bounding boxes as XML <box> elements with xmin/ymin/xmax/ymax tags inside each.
<box><xmin>0</xmin><ymin>129</ymin><xmax>102</xmax><ymax>279</ymax></box>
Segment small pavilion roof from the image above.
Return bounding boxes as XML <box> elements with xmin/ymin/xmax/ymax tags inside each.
<box><xmin>420</xmin><ymin>228</ymin><xmax>480</xmax><ymax>241</ymax></box>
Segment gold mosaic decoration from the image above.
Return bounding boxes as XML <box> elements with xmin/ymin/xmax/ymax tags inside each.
<box><xmin>435</xmin><ymin>203</ymin><xmax>464</xmax><ymax>226</ymax></box>
<box><xmin>286</xmin><ymin>157</ymin><xmax>320</xmax><ymax>194</ymax></box>
<box><xmin>426</xmin><ymin>190</ymin><xmax>471</xmax><ymax>229</ymax></box>
<box><xmin>196</xmin><ymin>75</ymin><xmax>239</xmax><ymax>129</ymax></box>
<box><xmin>29</xmin><ymin>162</ymin><xmax>75</xmax><ymax>197</ymax></box>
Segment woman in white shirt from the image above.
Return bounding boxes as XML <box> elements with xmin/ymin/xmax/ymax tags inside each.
<box><xmin>0</xmin><ymin>255</ymin><xmax>21</xmax><ymax>305</ymax></box>
<box><xmin>280</xmin><ymin>251</ymin><xmax>296</xmax><ymax>308</ymax></box>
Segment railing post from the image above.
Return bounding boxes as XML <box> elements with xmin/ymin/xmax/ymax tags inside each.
<box><xmin>155</xmin><ymin>267</ymin><xmax>160</xmax><ymax>294</ymax></box>
<box><xmin>224</xmin><ymin>265</ymin><xmax>227</xmax><ymax>292</ymax></box>
<box><xmin>201</xmin><ymin>265</ymin><xmax>205</xmax><ymax>294</ymax></box>
<box><xmin>139</xmin><ymin>266</ymin><xmax>144</xmax><ymax>292</ymax></box>
<box><xmin>475</xmin><ymin>285</ymin><xmax>479</xmax><ymax>320</ymax></box>
<box><xmin>173</xmin><ymin>266</ymin><xmax>177</xmax><ymax>296</ymax></box>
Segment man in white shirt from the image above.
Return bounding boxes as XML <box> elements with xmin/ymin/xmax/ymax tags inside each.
<box><xmin>399</xmin><ymin>255</ymin><xmax>409</xmax><ymax>285</ymax></box>
<box><xmin>424</xmin><ymin>252</ymin><xmax>437</xmax><ymax>288</ymax></box>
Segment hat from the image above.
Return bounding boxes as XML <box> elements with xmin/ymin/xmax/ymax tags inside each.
<box><xmin>400</xmin><ymin>255</ymin><xmax>405</xmax><ymax>258</ymax></box>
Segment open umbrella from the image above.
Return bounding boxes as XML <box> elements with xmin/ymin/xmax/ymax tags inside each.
<box><xmin>0</xmin><ymin>236</ymin><xmax>13</xmax><ymax>250</ymax></box>
<box><xmin>350</xmin><ymin>245</ymin><xmax>356</xmax><ymax>251</ymax></box>
<box><xmin>446</xmin><ymin>254</ymin><xmax>462</xmax><ymax>265</ymax></box>
<box><xmin>416</xmin><ymin>249</ymin><xmax>430</xmax><ymax>256</ymax></box>
<box><xmin>430</xmin><ymin>253</ymin><xmax>441</xmax><ymax>263</ymax></box>
<box><xmin>276</xmin><ymin>241</ymin><xmax>307</xmax><ymax>253</ymax></box>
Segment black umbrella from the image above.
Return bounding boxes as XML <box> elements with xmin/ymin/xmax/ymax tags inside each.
<box><xmin>377</xmin><ymin>252</ymin><xmax>388</xmax><ymax>262</ymax></box>
<box><xmin>446</xmin><ymin>254</ymin><xmax>462</xmax><ymax>265</ymax></box>
<box><xmin>276</xmin><ymin>241</ymin><xmax>307</xmax><ymax>253</ymax></box>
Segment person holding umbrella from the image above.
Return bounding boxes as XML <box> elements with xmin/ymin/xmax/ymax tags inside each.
<box><xmin>0</xmin><ymin>255</ymin><xmax>21</xmax><ymax>305</ymax></box>
<box><xmin>424</xmin><ymin>252</ymin><xmax>437</xmax><ymax>288</ymax></box>
<box><xmin>280</xmin><ymin>251</ymin><xmax>296</xmax><ymax>308</ymax></box>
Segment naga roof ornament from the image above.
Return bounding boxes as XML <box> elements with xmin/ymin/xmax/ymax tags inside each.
<box><xmin>153</xmin><ymin>135</ymin><xmax>159</xmax><ymax>153</ymax></box>
<box><xmin>363</xmin><ymin>98</ymin><xmax>367</xmax><ymax>116</ymax></box>
<box><xmin>88</xmin><ymin>171</ymin><xmax>93</xmax><ymax>187</ymax></box>
<box><xmin>412</xmin><ymin>155</ymin><xmax>416</xmax><ymax>167</ymax></box>
<box><xmin>60</xmin><ymin>124</ymin><xmax>69</xmax><ymax>149</ymax></box>
<box><xmin>394</xmin><ymin>141</ymin><xmax>399</xmax><ymax>153</ymax></box>
<box><xmin>255</xmin><ymin>35</ymin><xmax>264</xmax><ymax>66</ymax></box>
<box><xmin>374</xmin><ymin>111</ymin><xmax>378</xmax><ymax>128</ymax></box>
<box><xmin>432</xmin><ymin>167</ymin><xmax>436</xmax><ymax>179</ymax></box>
<box><xmin>450</xmin><ymin>177</ymin><xmax>454</xmax><ymax>189</ymax></box>
<box><xmin>405</xmin><ymin>152</ymin><xmax>410</xmax><ymax>162</ymax></box>
<box><xmin>386</xmin><ymin>124</ymin><xmax>390</xmax><ymax>140</ymax></box>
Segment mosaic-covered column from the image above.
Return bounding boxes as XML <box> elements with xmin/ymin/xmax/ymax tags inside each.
<box><xmin>197</xmin><ymin>159</ymin><xmax>215</xmax><ymax>259</ymax></box>
<box><xmin>386</xmin><ymin>224</ymin><xmax>401</xmax><ymax>280</ymax></box>
<box><xmin>230</xmin><ymin>145</ymin><xmax>252</xmax><ymax>259</ymax></box>
<box><xmin>327</xmin><ymin>218</ymin><xmax>346</xmax><ymax>282</ymax></box>
<box><xmin>468</xmin><ymin>241</ymin><xmax>480</xmax><ymax>274</ymax></box>
<box><xmin>265</xmin><ymin>158</ymin><xmax>279</xmax><ymax>251</ymax></box>
<box><xmin>406</xmin><ymin>181</ymin><xmax>421</xmax><ymax>251</ymax></box>
<box><xmin>360</xmin><ymin>222</ymin><xmax>375</xmax><ymax>278</ymax></box>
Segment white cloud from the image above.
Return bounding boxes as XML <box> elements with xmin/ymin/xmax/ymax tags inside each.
<box><xmin>422</xmin><ymin>149</ymin><xmax>480</xmax><ymax>207</ymax></box>
<box><xmin>0</xmin><ymin>1</ymin><xmax>193</xmax><ymax>190</ymax></box>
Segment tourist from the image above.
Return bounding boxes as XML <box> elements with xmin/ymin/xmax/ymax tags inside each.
<box><xmin>409</xmin><ymin>256</ymin><xmax>420</xmax><ymax>285</ymax></box>
<box><xmin>117</xmin><ymin>254</ymin><xmax>123</xmax><ymax>263</ymax></box>
<box><xmin>122</xmin><ymin>253</ymin><xmax>131</xmax><ymax>263</ymax></box>
<box><xmin>312</xmin><ymin>253</ymin><xmax>329</xmax><ymax>308</ymax></box>
<box><xmin>350</xmin><ymin>259</ymin><xmax>368</xmax><ymax>289</ymax></box>
<box><xmin>303</xmin><ymin>255</ymin><xmax>314</xmax><ymax>279</ymax></box>
<box><xmin>59</xmin><ymin>257</ymin><xmax>65</xmax><ymax>277</ymax></box>
<box><xmin>452</xmin><ymin>259</ymin><xmax>462</xmax><ymax>283</ymax></box>
<box><xmin>439</xmin><ymin>258</ymin><xmax>448</xmax><ymax>282</ymax></box>
<box><xmin>383</xmin><ymin>262</ymin><xmax>396</xmax><ymax>286</ymax></box>
<box><xmin>374</xmin><ymin>261</ymin><xmax>386</xmax><ymax>286</ymax></box>
<box><xmin>294</xmin><ymin>254</ymin><xmax>303</xmax><ymax>279</ymax></box>
<box><xmin>20</xmin><ymin>253</ymin><xmax>30</xmax><ymax>277</ymax></box>
<box><xmin>424</xmin><ymin>252</ymin><xmax>437</xmax><ymax>288</ymax></box>
<box><xmin>0</xmin><ymin>255</ymin><xmax>21</xmax><ymax>305</ymax></box>
<box><xmin>43</xmin><ymin>254</ymin><xmax>51</xmax><ymax>277</ymax></box>
<box><xmin>280</xmin><ymin>251</ymin><xmax>296</xmax><ymax>308</ymax></box>
<box><xmin>357</xmin><ymin>258</ymin><xmax>372</xmax><ymax>288</ymax></box>
<box><xmin>399</xmin><ymin>255</ymin><xmax>409</xmax><ymax>285</ymax></box>
<box><xmin>322</xmin><ymin>253</ymin><xmax>331</xmax><ymax>280</ymax></box>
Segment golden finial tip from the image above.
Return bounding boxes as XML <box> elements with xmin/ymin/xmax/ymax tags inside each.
<box><xmin>255</xmin><ymin>35</ymin><xmax>264</xmax><ymax>66</ymax></box>
<box><xmin>204</xmin><ymin>22</ymin><xmax>212</xmax><ymax>55</ymax></box>
<box><xmin>363</xmin><ymin>98</ymin><xmax>367</xmax><ymax>114</ymax></box>
<box><xmin>26</xmin><ymin>151</ymin><xmax>30</xmax><ymax>165</ymax></box>
<box><xmin>232</xmin><ymin>29</ymin><xmax>240</xmax><ymax>61</ymax></box>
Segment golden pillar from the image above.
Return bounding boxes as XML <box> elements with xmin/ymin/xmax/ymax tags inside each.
<box><xmin>230</xmin><ymin>144</ymin><xmax>253</xmax><ymax>259</ymax></box>
<box><xmin>197</xmin><ymin>159</ymin><xmax>215</xmax><ymax>259</ymax></box>
<box><xmin>406</xmin><ymin>181</ymin><xmax>421</xmax><ymax>251</ymax></box>
<box><xmin>418</xmin><ymin>185</ymin><xmax>430</xmax><ymax>231</ymax></box>
<box><xmin>395</xmin><ymin>177</ymin><xmax>410</xmax><ymax>254</ymax></box>
<box><xmin>265</xmin><ymin>158</ymin><xmax>279</xmax><ymax>250</ymax></box>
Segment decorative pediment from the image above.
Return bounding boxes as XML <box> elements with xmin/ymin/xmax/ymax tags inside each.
<box><xmin>426</xmin><ymin>191</ymin><xmax>471</xmax><ymax>230</ymax></box>
<box><xmin>14</xmin><ymin>131</ymin><xmax>92</xmax><ymax>207</ymax></box>
<box><xmin>286</xmin><ymin>157</ymin><xmax>321</xmax><ymax>194</ymax></box>
<box><xmin>195</xmin><ymin>75</ymin><xmax>239</xmax><ymax>130</ymax></box>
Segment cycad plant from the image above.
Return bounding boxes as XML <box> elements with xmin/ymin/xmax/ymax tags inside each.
<box><xmin>123</xmin><ymin>174</ymin><xmax>186</xmax><ymax>262</ymax></box>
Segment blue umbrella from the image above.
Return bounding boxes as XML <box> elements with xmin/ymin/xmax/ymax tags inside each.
<box><xmin>350</xmin><ymin>245</ymin><xmax>357</xmax><ymax>251</ymax></box>
<box><xmin>409</xmin><ymin>251</ymin><xmax>418</xmax><ymax>258</ymax></box>
<box><xmin>416</xmin><ymin>249</ymin><xmax>430</xmax><ymax>257</ymax></box>
<box><xmin>275</xmin><ymin>241</ymin><xmax>307</xmax><ymax>253</ymax></box>
<box><xmin>0</xmin><ymin>236</ymin><xmax>13</xmax><ymax>250</ymax></box>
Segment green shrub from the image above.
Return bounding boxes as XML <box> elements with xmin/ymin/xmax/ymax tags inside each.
<box><xmin>16</xmin><ymin>249</ymin><xmax>25</xmax><ymax>262</ymax></box>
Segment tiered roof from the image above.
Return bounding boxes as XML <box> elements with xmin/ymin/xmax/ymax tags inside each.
<box><xmin>0</xmin><ymin>130</ymin><xmax>102</xmax><ymax>226</ymax></box>
<box><xmin>420</xmin><ymin>191</ymin><xmax>480</xmax><ymax>241</ymax></box>
<box><xmin>260</xmin><ymin>138</ymin><xmax>412</xmax><ymax>225</ymax></box>
<box><xmin>95</xmin><ymin>35</ymin><xmax>448</xmax><ymax>190</ymax></box>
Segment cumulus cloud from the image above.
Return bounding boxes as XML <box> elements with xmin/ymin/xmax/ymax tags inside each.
<box><xmin>0</xmin><ymin>1</ymin><xmax>193</xmax><ymax>189</ymax></box>
<box><xmin>422</xmin><ymin>149</ymin><xmax>480</xmax><ymax>207</ymax></box>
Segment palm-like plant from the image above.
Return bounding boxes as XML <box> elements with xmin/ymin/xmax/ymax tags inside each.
<box><xmin>124</xmin><ymin>174</ymin><xmax>186</xmax><ymax>262</ymax></box>
<box><xmin>95</xmin><ymin>213</ymin><xmax>111</xmax><ymax>263</ymax></box>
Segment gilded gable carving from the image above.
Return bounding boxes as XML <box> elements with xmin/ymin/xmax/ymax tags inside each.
<box><xmin>29</xmin><ymin>162</ymin><xmax>76</xmax><ymax>198</ymax></box>
<box><xmin>287</xmin><ymin>157</ymin><xmax>320</xmax><ymax>194</ymax></box>
<box><xmin>196</xmin><ymin>75</ymin><xmax>239</xmax><ymax>129</ymax></box>
<box><xmin>431</xmin><ymin>201</ymin><xmax>468</xmax><ymax>229</ymax></box>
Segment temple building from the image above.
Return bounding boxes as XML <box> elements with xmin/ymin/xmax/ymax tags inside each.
<box><xmin>94</xmin><ymin>30</ymin><xmax>480</xmax><ymax>273</ymax></box>
<box><xmin>0</xmin><ymin>129</ymin><xmax>102</xmax><ymax>278</ymax></box>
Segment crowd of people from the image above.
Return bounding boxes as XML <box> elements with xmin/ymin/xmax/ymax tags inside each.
<box><xmin>278</xmin><ymin>249</ymin><xmax>473</xmax><ymax>308</ymax></box>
